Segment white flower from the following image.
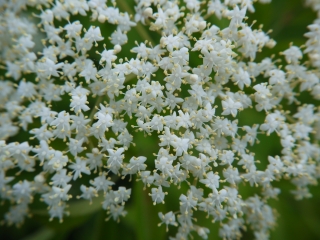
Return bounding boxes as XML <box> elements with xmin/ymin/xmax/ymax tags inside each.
<box><xmin>93</xmin><ymin>112</ymin><xmax>113</xmax><ymax>132</ymax></box>
<box><xmin>221</xmin><ymin>97</ymin><xmax>243</xmax><ymax>117</ymax></box>
<box><xmin>150</xmin><ymin>186</ymin><xmax>166</xmax><ymax>205</ymax></box>
<box><xmin>1</xmin><ymin>0</ymin><xmax>320</xmax><ymax>237</ymax></box>
<box><xmin>64</xmin><ymin>21</ymin><xmax>82</xmax><ymax>38</ymax></box>
<box><xmin>158</xmin><ymin>211</ymin><xmax>178</xmax><ymax>231</ymax></box>
<box><xmin>179</xmin><ymin>191</ymin><xmax>198</xmax><ymax>214</ymax></box>
<box><xmin>48</xmin><ymin>150</ymin><xmax>68</xmax><ymax>171</ymax></box>
<box><xmin>36</xmin><ymin>58</ymin><xmax>64</xmax><ymax>79</ymax></box>
<box><xmin>84</xmin><ymin>26</ymin><xmax>104</xmax><ymax>44</ymax></box>
<box><xmin>78</xmin><ymin>185</ymin><xmax>98</xmax><ymax>203</ymax></box>
<box><xmin>52</xmin><ymin>184</ymin><xmax>72</xmax><ymax>201</ymax></box>
<box><xmin>232</xmin><ymin>67</ymin><xmax>251</xmax><ymax>89</ymax></box>
<box><xmin>200</xmin><ymin>171</ymin><xmax>220</xmax><ymax>191</ymax></box>
<box><xmin>29</xmin><ymin>124</ymin><xmax>53</xmax><ymax>141</ymax></box>
<box><xmin>171</xmin><ymin>136</ymin><xmax>189</xmax><ymax>156</ymax></box>
<box><xmin>79</xmin><ymin>60</ymin><xmax>98</xmax><ymax>83</ymax></box>
<box><xmin>70</xmin><ymin>95</ymin><xmax>90</xmax><ymax>113</ymax></box>
<box><xmin>106</xmin><ymin>148</ymin><xmax>124</xmax><ymax>174</ymax></box>
<box><xmin>12</xmin><ymin>180</ymin><xmax>32</xmax><ymax>202</ymax></box>
<box><xmin>51</xmin><ymin>169</ymin><xmax>72</xmax><ymax>187</ymax></box>
<box><xmin>282</xmin><ymin>46</ymin><xmax>302</xmax><ymax>64</ymax></box>
<box><xmin>90</xmin><ymin>175</ymin><xmax>114</xmax><ymax>193</ymax></box>
<box><xmin>98</xmin><ymin>48</ymin><xmax>117</xmax><ymax>67</ymax></box>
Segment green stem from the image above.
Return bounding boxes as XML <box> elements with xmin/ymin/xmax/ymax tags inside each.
<box><xmin>87</xmin><ymin>96</ymin><xmax>104</xmax><ymax>151</ymax></box>
<box><xmin>124</xmin><ymin>73</ymin><xmax>137</xmax><ymax>84</ymax></box>
<box><xmin>89</xmin><ymin>96</ymin><xmax>103</xmax><ymax>120</ymax></box>
<box><xmin>116</xmin><ymin>0</ymin><xmax>155</xmax><ymax>45</ymax></box>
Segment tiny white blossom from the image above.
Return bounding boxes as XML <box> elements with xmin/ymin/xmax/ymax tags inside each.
<box><xmin>150</xmin><ymin>186</ymin><xmax>166</xmax><ymax>205</ymax></box>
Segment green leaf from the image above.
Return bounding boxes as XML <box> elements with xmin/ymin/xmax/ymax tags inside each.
<box><xmin>21</xmin><ymin>228</ymin><xmax>54</xmax><ymax>240</ymax></box>
<box><xmin>31</xmin><ymin>194</ymin><xmax>105</xmax><ymax>232</ymax></box>
<box><xmin>125</xmin><ymin>181</ymin><xmax>166</xmax><ymax>240</ymax></box>
<box><xmin>68</xmin><ymin>194</ymin><xmax>105</xmax><ymax>217</ymax></box>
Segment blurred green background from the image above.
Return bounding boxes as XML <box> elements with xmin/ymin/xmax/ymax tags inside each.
<box><xmin>1</xmin><ymin>0</ymin><xmax>320</xmax><ymax>239</ymax></box>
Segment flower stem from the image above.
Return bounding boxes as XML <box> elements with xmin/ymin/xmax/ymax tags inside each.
<box><xmin>116</xmin><ymin>0</ymin><xmax>155</xmax><ymax>45</ymax></box>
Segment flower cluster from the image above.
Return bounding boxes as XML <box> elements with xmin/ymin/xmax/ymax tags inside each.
<box><xmin>0</xmin><ymin>0</ymin><xmax>320</xmax><ymax>239</ymax></box>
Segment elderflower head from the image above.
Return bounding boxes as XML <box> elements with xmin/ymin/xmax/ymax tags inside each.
<box><xmin>0</xmin><ymin>0</ymin><xmax>320</xmax><ymax>239</ymax></box>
